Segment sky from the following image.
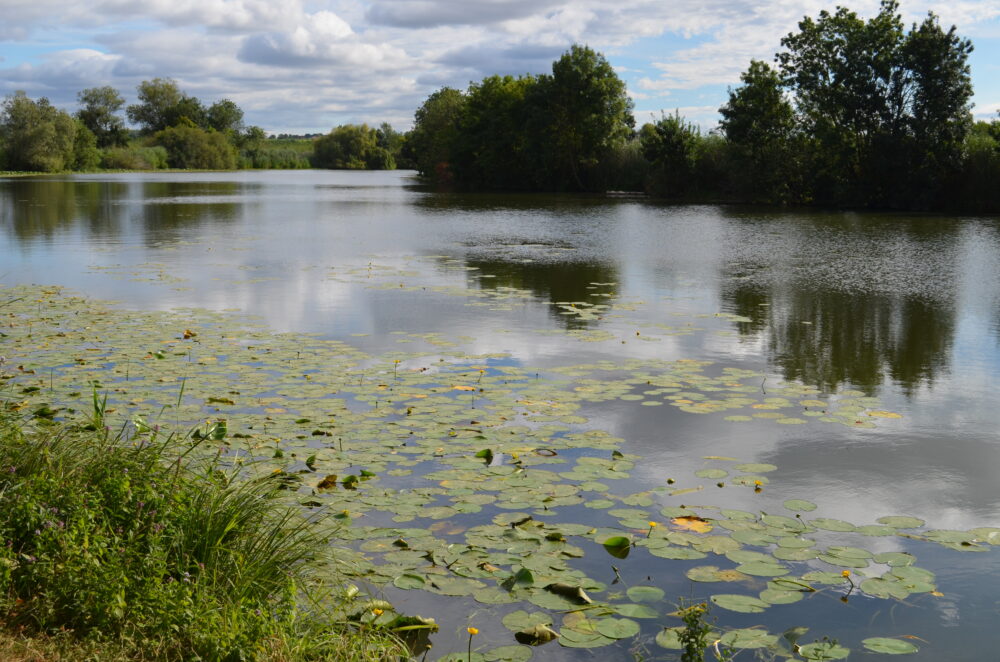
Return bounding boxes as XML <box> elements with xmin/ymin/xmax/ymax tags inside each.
<box><xmin>1</xmin><ymin>0</ymin><xmax>998</xmax><ymax>134</ymax></box>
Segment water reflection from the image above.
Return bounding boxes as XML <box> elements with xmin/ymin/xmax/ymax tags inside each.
<box><xmin>465</xmin><ymin>257</ymin><xmax>619</xmax><ymax>328</ymax></box>
<box><xmin>722</xmin><ymin>283</ymin><xmax>953</xmax><ymax>395</ymax></box>
<box><xmin>136</xmin><ymin>181</ymin><xmax>241</xmax><ymax>244</ymax></box>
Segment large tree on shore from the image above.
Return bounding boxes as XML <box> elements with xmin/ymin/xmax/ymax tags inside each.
<box><xmin>76</xmin><ymin>86</ymin><xmax>128</xmax><ymax>148</ymax></box>
<box><xmin>775</xmin><ymin>0</ymin><xmax>973</xmax><ymax>206</ymax></box>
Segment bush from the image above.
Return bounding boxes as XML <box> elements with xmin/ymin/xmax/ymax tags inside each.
<box><xmin>0</xmin><ymin>414</ymin><xmax>408</xmax><ymax>661</ymax></box>
<box><xmin>100</xmin><ymin>145</ymin><xmax>169</xmax><ymax>170</ymax></box>
<box><xmin>153</xmin><ymin>124</ymin><xmax>237</xmax><ymax>170</ymax></box>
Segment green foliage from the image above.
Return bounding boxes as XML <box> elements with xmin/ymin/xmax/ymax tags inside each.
<box><xmin>0</xmin><ymin>415</ymin><xmax>407</xmax><ymax>661</ymax></box>
<box><xmin>313</xmin><ymin>124</ymin><xmax>395</xmax><ymax>170</ymax></box>
<box><xmin>153</xmin><ymin>125</ymin><xmax>237</xmax><ymax>170</ymax></box>
<box><xmin>76</xmin><ymin>86</ymin><xmax>128</xmax><ymax>148</ymax></box>
<box><xmin>538</xmin><ymin>44</ymin><xmax>635</xmax><ymax>191</ymax></box>
<box><xmin>71</xmin><ymin>121</ymin><xmax>101</xmax><ymax>171</ymax></box>
<box><xmin>100</xmin><ymin>145</ymin><xmax>169</xmax><ymax>170</ymax></box>
<box><xmin>719</xmin><ymin>60</ymin><xmax>799</xmax><ymax>203</ymax></box>
<box><xmin>407</xmin><ymin>87</ymin><xmax>467</xmax><ymax>180</ymax></box>
<box><xmin>0</xmin><ymin>92</ymin><xmax>79</xmax><ymax>172</ymax></box>
<box><xmin>640</xmin><ymin>111</ymin><xmax>701</xmax><ymax>198</ymax></box>
<box><xmin>409</xmin><ymin>45</ymin><xmax>634</xmax><ymax>192</ymax></box>
<box><xmin>776</xmin><ymin>0</ymin><xmax>973</xmax><ymax>207</ymax></box>
<box><xmin>127</xmin><ymin>78</ymin><xmax>186</xmax><ymax>135</ymax></box>
<box><xmin>206</xmin><ymin>98</ymin><xmax>244</xmax><ymax>134</ymax></box>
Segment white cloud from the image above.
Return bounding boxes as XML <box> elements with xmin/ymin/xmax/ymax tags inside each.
<box><xmin>0</xmin><ymin>0</ymin><xmax>997</xmax><ymax>132</ymax></box>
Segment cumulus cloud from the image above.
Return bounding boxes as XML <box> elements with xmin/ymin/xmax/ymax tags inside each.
<box><xmin>0</xmin><ymin>0</ymin><xmax>997</xmax><ymax>132</ymax></box>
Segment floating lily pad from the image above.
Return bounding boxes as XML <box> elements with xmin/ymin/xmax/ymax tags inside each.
<box><xmin>876</xmin><ymin>516</ymin><xmax>925</xmax><ymax>529</ymax></box>
<box><xmin>595</xmin><ymin>618</ymin><xmax>640</xmax><ymax>639</ymax></box>
<box><xmin>719</xmin><ymin>629</ymin><xmax>779</xmax><ymax>649</ymax></box>
<box><xmin>783</xmin><ymin>499</ymin><xmax>818</xmax><ymax>512</ymax></box>
<box><xmin>626</xmin><ymin>586</ymin><xmax>665</xmax><ymax>603</ymax></box>
<box><xmin>799</xmin><ymin>642</ymin><xmax>850</xmax><ymax>660</ymax></box>
<box><xmin>710</xmin><ymin>594</ymin><xmax>769</xmax><ymax>613</ymax></box>
<box><xmin>862</xmin><ymin>638</ymin><xmax>919</xmax><ymax>654</ymax></box>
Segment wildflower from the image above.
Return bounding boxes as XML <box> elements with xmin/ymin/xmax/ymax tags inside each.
<box><xmin>648</xmin><ymin>521</ymin><xmax>658</xmax><ymax>528</ymax></box>
<box><xmin>373</xmin><ymin>608</ymin><xmax>384</xmax><ymax>616</ymax></box>
<box><xmin>467</xmin><ymin>627</ymin><xmax>478</xmax><ymax>635</ymax></box>
<box><xmin>842</xmin><ymin>570</ymin><xmax>850</xmax><ymax>578</ymax></box>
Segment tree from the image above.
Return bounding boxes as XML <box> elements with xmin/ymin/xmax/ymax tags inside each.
<box><xmin>534</xmin><ymin>45</ymin><xmax>634</xmax><ymax>191</ymax></box>
<box><xmin>407</xmin><ymin>87</ymin><xmax>466</xmax><ymax>180</ymax></box>
<box><xmin>127</xmin><ymin>78</ymin><xmax>184</xmax><ymax>134</ymax></box>
<box><xmin>0</xmin><ymin>92</ymin><xmax>77</xmax><ymax>171</ymax></box>
<box><xmin>76</xmin><ymin>86</ymin><xmax>128</xmax><ymax>148</ymax></box>
<box><xmin>206</xmin><ymin>99</ymin><xmax>244</xmax><ymax>135</ymax></box>
<box><xmin>776</xmin><ymin>0</ymin><xmax>973</xmax><ymax>207</ymax></box>
<box><xmin>153</xmin><ymin>125</ymin><xmax>236</xmax><ymax>170</ymax></box>
<box><xmin>313</xmin><ymin>124</ymin><xmax>395</xmax><ymax>169</ymax></box>
<box><xmin>639</xmin><ymin>111</ymin><xmax>701</xmax><ymax>197</ymax></box>
<box><xmin>453</xmin><ymin>74</ymin><xmax>537</xmax><ymax>189</ymax></box>
<box><xmin>719</xmin><ymin>60</ymin><xmax>798</xmax><ymax>202</ymax></box>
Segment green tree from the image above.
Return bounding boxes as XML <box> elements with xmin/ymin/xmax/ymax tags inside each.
<box><xmin>71</xmin><ymin>120</ymin><xmax>101</xmax><ymax>170</ymax></box>
<box><xmin>206</xmin><ymin>99</ymin><xmax>245</xmax><ymax>135</ymax></box>
<box><xmin>532</xmin><ymin>45</ymin><xmax>634</xmax><ymax>191</ymax></box>
<box><xmin>453</xmin><ymin>74</ymin><xmax>537</xmax><ymax>189</ymax></box>
<box><xmin>153</xmin><ymin>125</ymin><xmax>236</xmax><ymax>169</ymax></box>
<box><xmin>127</xmin><ymin>78</ymin><xmax>184</xmax><ymax>134</ymax></box>
<box><xmin>777</xmin><ymin>0</ymin><xmax>973</xmax><ymax>207</ymax></box>
<box><xmin>76</xmin><ymin>86</ymin><xmax>128</xmax><ymax>148</ymax></box>
<box><xmin>640</xmin><ymin>111</ymin><xmax>701</xmax><ymax>197</ymax></box>
<box><xmin>407</xmin><ymin>87</ymin><xmax>466</xmax><ymax>181</ymax></box>
<box><xmin>0</xmin><ymin>92</ymin><xmax>77</xmax><ymax>172</ymax></box>
<box><xmin>313</xmin><ymin>124</ymin><xmax>395</xmax><ymax>169</ymax></box>
<box><xmin>719</xmin><ymin>60</ymin><xmax>798</xmax><ymax>202</ymax></box>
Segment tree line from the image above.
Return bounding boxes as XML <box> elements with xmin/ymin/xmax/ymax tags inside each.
<box><xmin>408</xmin><ymin>1</ymin><xmax>999</xmax><ymax>211</ymax></box>
<box><xmin>1</xmin><ymin>1</ymin><xmax>997</xmax><ymax>211</ymax></box>
<box><xmin>0</xmin><ymin>79</ymin><xmax>407</xmax><ymax>173</ymax></box>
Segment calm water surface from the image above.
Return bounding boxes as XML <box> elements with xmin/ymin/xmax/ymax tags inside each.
<box><xmin>2</xmin><ymin>170</ymin><xmax>999</xmax><ymax>660</ymax></box>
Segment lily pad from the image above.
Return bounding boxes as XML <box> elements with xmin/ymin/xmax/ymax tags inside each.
<box><xmin>710</xmin><ymin>594</ymin><xmax>769</xmax><ymax>613</ymax></box>
<box><xmin>862</xmin><ymin>638</ymin><xmax>919</xmax><ymax>654</ymax></box>
<box><xmin>595</xmin><ymin>618</ymin><xmax>640</xmax><ymax>639</ymax></box>
<box><xmin>626</xmin><ymin>585</ymin><xmax>665</xmax><ymax>603</ymax></box>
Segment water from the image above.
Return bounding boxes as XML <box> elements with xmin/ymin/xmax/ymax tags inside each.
<box><xmin>2</xmin><ymin>170</ymin><xmax>999</xmax><ymax>660</ymax></box>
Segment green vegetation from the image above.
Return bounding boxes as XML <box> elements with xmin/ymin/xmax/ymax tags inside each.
<box><xmin>407</xmin><ymin>2</ymin><xmax>998</xmax><ymax>211</ymax></box>
<box><xmin>409</xmin><ymin>45</ymin><xmax>634</xmax><ymax>191</ymax></box>
<box><xmin>0</xmin><ymin>410</ymin><xmax>409</xmax><ymax>661</ymax></box>
<box><xmin>313</xmin><ymin>124</ymin><xmax>395</xmax><ymax>169</ymax></box>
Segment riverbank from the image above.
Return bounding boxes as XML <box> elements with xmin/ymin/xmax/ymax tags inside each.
<box><xmin>0</xmin><ymin>411</ymin><xmax>409</xmax><ymax>662</ymax></box>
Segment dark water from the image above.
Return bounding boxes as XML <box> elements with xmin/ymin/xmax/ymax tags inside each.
<box><xmin>2</xmin><ymin>170</ymin><xmax>1000</xmax><ymax>660</ymax></box>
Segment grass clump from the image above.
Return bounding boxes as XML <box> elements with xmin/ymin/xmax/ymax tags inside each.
<box><xmin>0</xmin><ymin>413</ymin><xmax>410</xmax><ymax>661</ymax></box>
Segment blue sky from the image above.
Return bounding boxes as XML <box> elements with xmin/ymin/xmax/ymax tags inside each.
<box><xmin>1</xmin><ymin>0</ymin><xmax>998</xmax><ymax>133</ymax></box>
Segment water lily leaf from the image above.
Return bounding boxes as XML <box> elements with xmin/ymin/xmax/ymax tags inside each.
<box><xmin>514</xmin><ymin>624</ymin><xmax>559</xmax><ymax>646</ymax></box>
<box><xmin>799</xmin><ymin>642</ymin><xmax>850</xmax><ymax>660</ymax></box>
<box><xmin>862</xmin><ymin>638</ymin><xmax>919</xmax><ymax>654</ymax></box>
<box><xmin>612</xmin><ymin>603</ymin><xmax>659</xmax><ymax>618</ymax></box>
<box><xmin>783</xmin><ymin>499</ymin><xmax>817</xmax><ymax>512</ymax></box>
<box><xmin>626</xmin><ymin>585</ymin><xmax>665</xmax><ymax>602</ymax></box>
<box><xmin>734</xmin><ymin>463</ymin><xmax>777</xmax><ymax>473</ymax></box>
<box><xmin>544</xmin><ymin>583</ymin><xmax>592</xmax><ymax>604</ymax></box>
<box><xmin>736</xmin><ymin>561</ymin><xmax>790</xmax><ymax>577</ymax></box>
<box><xmin>719</xmin><ymin>629</ymin><xmax>779</xmax><ymax>649</ymax></box>
<box><xmin>393</xmin><ymin>574</ymin><xmax>426</xmax><ymax>590</ymax></box>
<box><xmin>655</xmin><ymin>627</ymin><xmax>685</xmax><ymax>649</ymax></box>
<box><xmin>860</xmin><ymin>578</ymin><xmax>911</xmax><ymax>600</ymax></box>
<box><xmin>877</xmin><ymin>516</ymin><xmax>924</xmax><ymax>529</ymax></box>
<box><xmin>695</xmin><ymin>468</ymin><xmax>728</xmax><ymax>479</ymax></box>
<box><xmin>759</xmin><ymin>588</ymin><xmax>804</xmax><ymax>605</ymax></box>
<box><xmin>603</xmin><ymin>536</ymin><xmax>632</xmax><ymax>559</ymax></box>
<box><xmin>484</xmin><ymin>644</ymin><xmax>534</xmax><ymax>661</ymax></box>
<box><xmin>648</xmin><ymin>546</ymin><xmax>707</xmax><ymax>560</ymax></box>
<box><xmin>672</xmin><ymin>515</ymin><xmax>713</xmax><ymax>533</ymax></box>
<box><xmin>595</xmin><ymin>618</ymin><xmax>640</xmax><ymax>639</ymax></box>
<box><xmin>810</xmin><ymin>518</ymin><xmax>856</xmax><ymax>532</ymax></box>
<box><xmin>503</xmin><ymin>611</ymin><xmax>552</xmax><ymax>632</ymax></box>
<box><xmin>873</xmin><ymin>552</ymin><xmax>915</xmax><ymax>567</ymax></box>
<box><xmin>711</xmin><ymin>594</ymin><xmax>769</xmax><ymax>613</ymax></box>
<box><xmin>687</xmin><ymin>566</ymin><xmax>750</xmax><ymax>583</ymax></box>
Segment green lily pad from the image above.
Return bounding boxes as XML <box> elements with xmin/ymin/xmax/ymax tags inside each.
<box><xmin>719</xmin><ymin>629</ymin><xmax>779</xmax><ymax>649</ymax></box>
<box><xmin>484</xmin><ymin>644</ymin><xmax>534</xmax><ymax>661</ymax></box>
<box><xmin>655</xmin><ymin>627</ymin><xmax>684</xmax><ymax>649</ymax></box>
<box><xmin>876</xmin><ymin>516</ymin><xmax>925</xmax><ymax>529</ymax></box>
<box><xmin>613</xmin><ymin>603</ymin><xmax>659</xmax><ymax>618</ymax></box>
<box><xmin>710</xmin><ymin>594</ymin><xmax>769</xmax><ymax>613</ymax></box>
<box><xmin>799</xmin><ymin>642</ymin><xmax>850</xmax><ymax>660</ymax></box>
<box><xmin>595</xmin><ymin>618</ymin><xmax>640</xmax><ymax>639</ymax></box>
<box><xmin>810</xmin><ymin>518</ymin><xmax>856</xmax><ymax>532</ymax></box>
<box><xmin>736</xmin><ymin>561</ymin><xmax>790</xmax><ymax>577</ymax></box>
<box><xmin>862</xmin><ymin>638</ymin><xmax>919</xmax><ymax>654</ymax></box>
<box><xmin>502</xmin><ymin>611</ymin><xmax>552</xmax><ymax>632</ymax></box>
<box><xmin>626</xmin><ymin>586</ymin><xmax>665</xmax><ymax>603</ymax></box>
<box><xmin>783</xmin><ymin>499</ymin><xmax>818</xmax><ymax>512</ymax></box>
<box><xmin>695</xmin><ymin>468</ymin><xmax>728</xmax><ymax>479</ymax></box>
<box><xmin>603</xmin><ymin>536</ymin><xmax>632</xmax><ymax>559</ymax></box>
<box><xmin>393</xmin><ymin>574</ymin><xmax>426</xmax><ymax>590</ymax></box>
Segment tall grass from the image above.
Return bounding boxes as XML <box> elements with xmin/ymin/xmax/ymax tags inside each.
<box><xmin>0</xmin><ymin>412</ymin><xmax>408</xmax><ymax>661</ymax></box>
